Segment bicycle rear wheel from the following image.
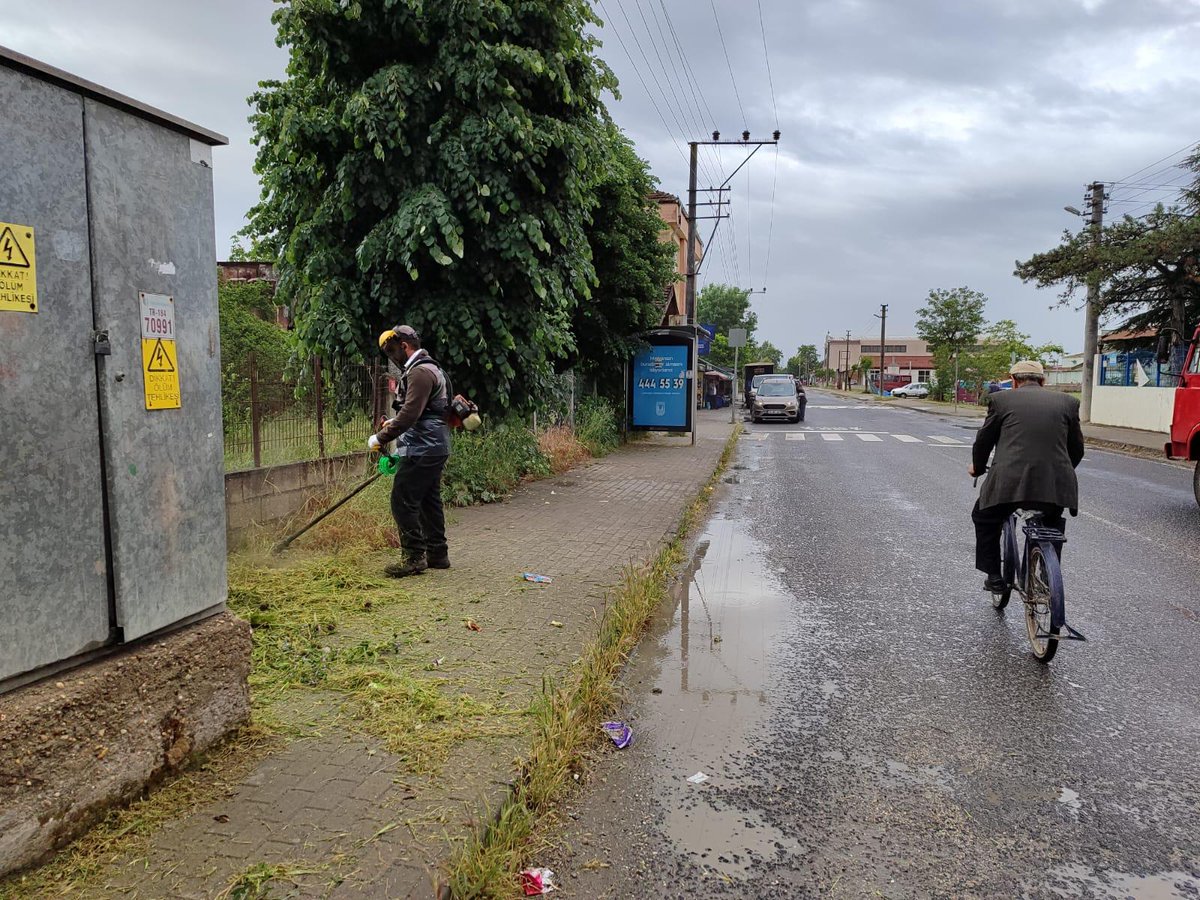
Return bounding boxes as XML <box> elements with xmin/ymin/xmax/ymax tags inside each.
<box><xmin>1025</xmin><ymin>544</ymin><xmax>1060</xmax><ymax>663</ymax></box>
<box><xmin>992</xmin><ymin>517</ymin><xmax>1015</xmax><ymax>609</ymax></box>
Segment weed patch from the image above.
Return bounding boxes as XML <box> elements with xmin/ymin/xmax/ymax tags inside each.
<box><xmin>444</xmin><ymin>425</ymin><xmax>740</xmax><ymax>898</ymax></box>
<box><xmin>443</xmin><ymin>421</ymin><xmax>550</xmax><ymax>506</ymax></box>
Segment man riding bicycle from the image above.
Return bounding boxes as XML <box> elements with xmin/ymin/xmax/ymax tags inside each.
<box><xmin>967</xmin><ymin>360</ymin><xmax>1086</xmax><ymax>593</ymax></box>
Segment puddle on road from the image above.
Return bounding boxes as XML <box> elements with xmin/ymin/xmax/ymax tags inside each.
<box><xmin>1043</xmin><ymin>865</ymin><xmax>1200</xmax><ymax>898</ymax></box>
<box><xmin>626</xmin><ymin>512</ymin><xmax>808</xmax><ymax>879</ymax></box>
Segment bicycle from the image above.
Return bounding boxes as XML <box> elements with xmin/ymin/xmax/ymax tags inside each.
<box><xmin>989</xmin><ymin>508</ymin><xmax>1086</xmax><ymax>663</ymax></box>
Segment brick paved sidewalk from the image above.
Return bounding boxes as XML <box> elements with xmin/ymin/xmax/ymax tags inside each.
<box><xmin>82</xmin><ymin>412</ymin><xmax>734</xmax><ymax>900</ymax></box>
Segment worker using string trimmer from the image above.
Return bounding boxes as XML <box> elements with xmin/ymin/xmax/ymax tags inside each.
<box><xmin>368</xmin><ymin>324</ymin><xmax>476</xmax><ymax>577</ymax></box>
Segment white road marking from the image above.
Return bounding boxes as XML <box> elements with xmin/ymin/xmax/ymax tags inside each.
<box><xmin>821</xmin><ymin>433</ymin><xmax>844</xmax><ymax>441</ymax></box>
<box><xmin>785</xmin><ymin>432</ymin><xmax>806</xmax><ymax>441</ymax></box>
<box><xmin>893</xmin><ymin>434</ymin><xmax>922</xmax><ymax>443</ymax></box>
<box><xmin>928</xmin><ymin>436</ymin><xmax>965</xmax><ymax>444</ymax></box>
<box><xmin>856</xmin><ymin>433</ymin><xmax>883</xmax><ymax>442</ymax></box>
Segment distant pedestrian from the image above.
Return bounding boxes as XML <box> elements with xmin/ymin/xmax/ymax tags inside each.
<box><xmin>368</xmin><ymin>325</ymin><xmax>452</xmax><ymax>577</ymax></box>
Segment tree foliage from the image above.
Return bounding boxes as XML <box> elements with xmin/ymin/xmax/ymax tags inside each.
<box><xmin>917</xmin><ymin>287</ymin><xmax>989</xmax><ymax>399</ymax></box>
<box><xmin>1014</xmin><ymin>148</ymin><xmax>1200</xmax><ymax>341</ymax></box>
<box><xmin>755</xmin><ymin>340</ymin><xmax>784</xmax><ymax>367</ymax></box>
<box><xmin>572</xmin><ymin>123</ymin><xmax>675</xmax><ymax>400</ymax></box>
<box><xmin>245</xmin><ymin>0</ymin><xmax>614</xmax><ymax>410</ymax></box>
<box><xmin>787</xmin><ymin>344</ymin><xmax>820</xmax><ymax>379</ymax></box>
<box><xmin>916</xmin><ymin>287</ymin><xmax>988</xmax><ymax>352</ymax></box>
<box><xmin>955</xmin><ymin>319</ymin><xmax>1063</xmax><ymax>398</ymax></box>
<box><xmin>697</xmin><ymin>283</ymin><xmax>757</xmax><ymax>367</ymax></box>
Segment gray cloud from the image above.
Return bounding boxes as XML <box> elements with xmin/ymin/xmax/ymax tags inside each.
<box><xmin>4</xmin><ymin>0</ymin><xmax>1197</xmax><ymax>354</ymax></box>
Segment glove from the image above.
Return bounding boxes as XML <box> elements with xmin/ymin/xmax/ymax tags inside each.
<box><xmin>367</xmin><ymin>434</ymin><xmax>382</xmax><ymax>452</ymax></box>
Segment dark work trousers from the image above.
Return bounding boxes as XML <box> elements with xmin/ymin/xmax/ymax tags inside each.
<box><xmin>390</xmin><ymin>454</ymin><xmax>449</xmax><ymax>561</ymax></box>
<box><xmin>972</xmin><ymin>500</ymin><xmax>1065</xmax><ymax>577</ymax></box>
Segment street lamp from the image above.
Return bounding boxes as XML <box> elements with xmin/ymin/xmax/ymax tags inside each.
<box><xmin>1063</xmin><ymin>205</ymin><xmax>1082</xmax><ymax>217</ymax></box>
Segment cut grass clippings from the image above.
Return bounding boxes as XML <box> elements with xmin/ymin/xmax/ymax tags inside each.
<box><xmin>443</xmin><ymin>425</ymin><xmax>742</xmax><ymax>899</ymax></box>
<box><xmin>0</xmin><ymin>725</ymin><xmax>279</xmax><ymax>900</ymax></box>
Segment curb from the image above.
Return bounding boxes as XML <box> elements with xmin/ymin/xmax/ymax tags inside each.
<box><xmin>441</xmin><ymin>423</ymin><xmax>741</xmax><ymax>898</ymax></box>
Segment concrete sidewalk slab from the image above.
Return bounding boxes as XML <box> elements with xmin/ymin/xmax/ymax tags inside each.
<box><xmin>41</xmin><ymin>412</ymin><xmax>734</xmax><ymax>899</ymax></box>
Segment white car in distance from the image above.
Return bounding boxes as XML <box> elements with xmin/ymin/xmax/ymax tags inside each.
<box><xmin>891</xmin><ymin>382</ymin><xmax>931</xmax><ymax>398</ymax></box>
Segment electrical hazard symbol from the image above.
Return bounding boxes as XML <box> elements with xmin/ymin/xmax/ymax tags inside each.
<box><xmin>142</xmin><ymin>337</ymin><xmax>181</xmax><ymax>410</ymax></box>
<box><xmin>0</xmin><ymin>222</ymin><xmax>38</xmax><ymax>313</ymax></box>
<box><xmin>146</xmin><ymin>339</ymin><xmax>175</xmax><ymax>372</ymax></box>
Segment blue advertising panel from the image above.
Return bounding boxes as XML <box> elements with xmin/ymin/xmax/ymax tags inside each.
<box><xmin>698</xmin><ymin>323</ymin><xmax>716</xmax><ymax>355</ymax></box>
<box><xmin>630</xmin><ymin>339</ymin><xmax>692</xmax><ymax>431</ymax></box>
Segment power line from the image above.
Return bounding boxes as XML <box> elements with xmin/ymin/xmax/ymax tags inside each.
<box><xmin>1110</xmin><ymin>139</ymin><xmax>1198</xmax><ymax>186</ymax></box>
<box><xmin>757</xmin><ymin>0</ymin><xmax>779</xmax><ymax>130</ymax></box>
<box><xmin>709</xmin><ymin>0</ymin><xmax>747</xmax><ymax>127</ymax></box>
<box><xmin>620</xmin><ymin>0</ymin><xmax>720</xmax><ymax>186</ymax></box>
<box><xmin>739</xmin><ymin>148</ymin><xmax>748</xmax><ymax>286</ymax></box>
<box><xmin>606</xmin><ymin>0</ymin><xmax>727</xmax><ymax>199</ymax></box>
<box><xmin>638</xmin><ymin>1</ymin><xmax>707</xmax><ymax>142</ymax></box>
<box><xmin>763</xmin><ymin>144</ymin><xmax>779</xmax><ymax>291</ymax></box>
<box><xmin>658</xmin><ymin>0</ymin><xmax>717</xmax><ymax>130</ymax></box>
<box><xmin>595</xmin><ymin>0</ymin><xmax>690</xmax><ymax>172</ymax></box>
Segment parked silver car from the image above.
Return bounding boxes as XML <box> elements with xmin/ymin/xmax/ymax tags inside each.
<box><xmin>752</xmin><ymin>378</ymin><xmax>803</xmax><ymax>423</ymax></box>
<box><xmin>891</xmin><ymin>382</ymin><xmax>931</xmax><ymax>398</ymax></box>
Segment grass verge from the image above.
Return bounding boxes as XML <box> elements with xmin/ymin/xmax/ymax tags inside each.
<box><xmin>0</xmin><ymin>726</ymin><xmax>279</xmax><ymax>900</ymax></box>
<box><xmin>443</xmin><ymin>424</ymin><xmax>741</xmax><ymax>898</ymax></box>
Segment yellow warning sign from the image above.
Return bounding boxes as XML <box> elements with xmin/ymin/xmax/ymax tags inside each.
<box><xmin>0</xmin><ymin>222</ymin><xmax>37</xmax><ymax>313</ymax></box>
<box><xmin>142</xmin><ymin>338</ymin><xmax>181</xmax><ymax>410</ymax></box>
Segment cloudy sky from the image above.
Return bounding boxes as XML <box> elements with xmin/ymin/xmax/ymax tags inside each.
<box><xmin>5</xmin><ymin>0</ymin><xmax>1198</xmax><ymax>359</ymax></box>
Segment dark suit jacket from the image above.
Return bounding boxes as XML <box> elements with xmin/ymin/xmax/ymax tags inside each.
<box><xmin>972</xmin><ymin>385</ymin><xmax>1085</xmax><ymax>511</ymax></box>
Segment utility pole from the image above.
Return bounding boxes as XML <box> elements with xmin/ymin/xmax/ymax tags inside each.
<box><xmin>685</xmin><ymin>129</ymin><xmax>780</xmax><ymax>441</ymax></box>
<box><xmin>875</xmin><ymin>304</ymin><xmax>888</xmax><ymax>396</ymax></box>
<box><xmin>844</xmin><ymin>329</ymin><xmax>852</xmax><ymax>390</ymax></box>
<box><xmin>686</xmin><ymin>142</ymin><xmax>699</xmax><ymax>445</ymax></box>
<box><xmin>1081</xmin><ymin>181</ymin><xmax>1105</xmax><ymax>423</ymax></box>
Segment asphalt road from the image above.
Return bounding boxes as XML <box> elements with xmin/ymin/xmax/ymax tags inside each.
<box><xmin>546</xmin><ymin>390</ymin><xmax>1200</xmax><ymax>899</ymax></box>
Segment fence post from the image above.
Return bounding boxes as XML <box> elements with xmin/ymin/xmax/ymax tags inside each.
<box><xmin>371</xmin><ymin>360</ymin><xmax>384</xmax><ymax>429</ymax></box>
<box><xmin>314</xmin><ymin>356</ymin><xmax>326</xmax><ymax>458</ymax></box>
<box><xmin>249</xmin><ymin>352</ymin><xmax>262</xmax><ymax>469</ymax></box>
<box><xmin>568</xmin><ymin>371</ymin><xmax>576</xmax><ymax>431</ymax></box>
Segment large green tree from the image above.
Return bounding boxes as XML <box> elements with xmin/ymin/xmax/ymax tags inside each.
<box><xmin>245</xmin><ymin>0</ymin><xmax>614</xmax><ymax>410</ymax></box>
<box><xmin>916</xmin><ymin>286</ymin><xmax>988</xmax><ymax>400</ymax></box>
<box><xmin>697</xmin><ymin>283</ymin><xmax>756</xmax><ymax>367</ymax></box>
<box><xmin>753</xmin><ymin>340</ymin><xmax>784</xmax><ymax>368</ymax></box>
<box><xmin>787</xmin><ymin>344</ymin><xmax>820</xmax><ymax>380</ymax></box>
<box><xmin>697</xmin><ymin>284</ymin><xmax>756</xmax><ymax>336</ymax></box>
<box><xmin>1014</xmin><ymin>148</ymin><xmax>1200</xmax><ymax>346</ymax></box>
<box><xmin>572</xmin><ymin>124</ymin><xmax>675</xmax><ymax>400</ymax></box>
<box><xmin>958</xmin><ymin>319</ymin><xmax>1064</xmax><ymax>397</ymax></box>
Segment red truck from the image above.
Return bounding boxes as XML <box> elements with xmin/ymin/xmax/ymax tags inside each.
<box><xmin>1163</xmin><ymin>325</ymin><xmax>1200</xmax><ymax>506</ymax></box>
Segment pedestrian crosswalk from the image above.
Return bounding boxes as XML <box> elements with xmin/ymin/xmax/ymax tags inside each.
<box><xmin>745</xmin><ymin>430</ymin><xmax>969</xmax><ymax>446</ymax></box>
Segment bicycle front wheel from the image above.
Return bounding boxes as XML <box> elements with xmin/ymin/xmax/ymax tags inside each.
<box><xmin>992</xmin><ymin>518</ymin><xmax>1016</xmax><ymax>610</ymax></box>
<box><xmin>1025</xmin><ymin>544</ymin><xmax>1061</xmax><ymax>663</ymax></box>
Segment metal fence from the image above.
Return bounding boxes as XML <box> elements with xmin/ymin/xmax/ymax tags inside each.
<box><xmin>223</xmin><ymin>355</ymin><xmax>388</xmax><ymax>472</ymax></box>
<box><xmin>1098</xmin><ymin>350</ymin><xmax>1177</xmax><ymax>387</ymax></box>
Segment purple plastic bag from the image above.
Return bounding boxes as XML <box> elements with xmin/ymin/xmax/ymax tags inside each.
<box><xmin>601</xmin><ymin>721</ymin><xmax>633</xmax><ymax>749</ymax></box>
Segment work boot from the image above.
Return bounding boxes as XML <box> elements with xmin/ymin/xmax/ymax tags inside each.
<box><xmin>983</xmin><ymin>575</ymin><xmax>1006</xmax><ymax>593</ymax></box>
<box><xmin>385</xmin><ymin>555</ymin><xmax>427</xmax><ymax>578</ymax></box>
<box><xmin>426</xmin><ymin>552</ymin><xmax>451</xmax><ymax>570</ymax></box>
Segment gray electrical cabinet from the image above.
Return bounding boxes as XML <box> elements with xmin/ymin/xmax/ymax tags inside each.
<box><xmin>0</xmin><ymin>47</ymin><xmax>230</xmax><ymax>687</ymax></box>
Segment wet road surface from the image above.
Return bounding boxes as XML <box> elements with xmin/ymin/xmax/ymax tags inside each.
<box><xmin>547</xmin><ymin>390</ymin><xmax>1200</xmax><ymax>899</ymax></box>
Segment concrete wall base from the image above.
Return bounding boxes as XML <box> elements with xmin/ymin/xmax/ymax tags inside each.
<box><xmin>0</xmin><ymin>611</ymin><xmax>251</xmax><ymax>876</ymax></box>
<box><xmin>225</xmin><ymin>452</ymin><xmax>371</xmax><ymax>547</ymax></box>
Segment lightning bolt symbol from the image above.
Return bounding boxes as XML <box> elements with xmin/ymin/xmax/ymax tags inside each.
<box><xmin>1</xmin><ymin>238</ymin><xmax>11</xmax><ymax>262</ymax></box>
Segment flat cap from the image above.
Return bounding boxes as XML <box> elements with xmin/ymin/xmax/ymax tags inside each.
<box><xmin>1010</xmin><ymin>359</ymin><xmax>1045</xmax><ymax>376</ymax></box>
